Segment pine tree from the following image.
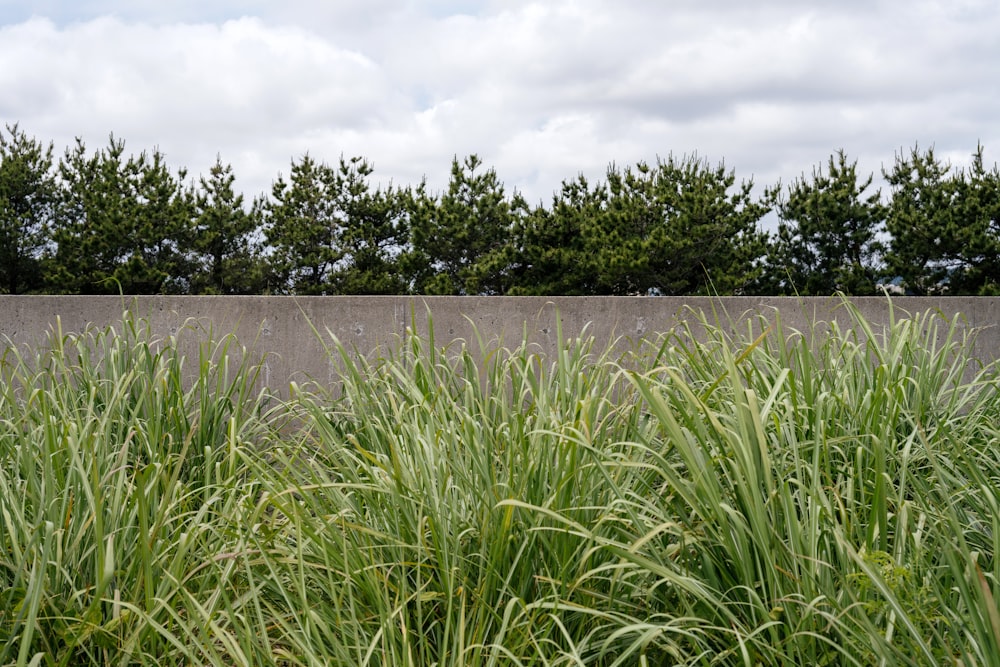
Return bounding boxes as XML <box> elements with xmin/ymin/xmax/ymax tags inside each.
<box><xmin>0</xmin><ymin>124</ymin><xmax>58</xmax><ymax>294</ymax></box>
<box><xmin>939</xmin><ymin>145</ymin><xmax>1000</xmax><ymax>294</ymax></box>
<box><xmin>588</xmin><ymin>155</ymin><xmax>768</xmax><ymax>295</ymax></box>
<box><xmin>883</xmin><ymin>145</ymin><xmax>963</xmax><ymax>295</ymax></box>
<box><xmin>405</xmin><ymin>155</ymin><xmax>523</xmax><ymax>295</ymax></box>
<box><xmin>331</xmin><ymin>156</ymin><xmax>409</xmax><ymax>294</ymax></box>
<box><xmin>502</xmin><ymin>175</ymin><xmax>603</xmax><ymax>295</ymax></box>
<box><xmin>262</xmin><ymin>154</ymin><xmax>345</xmax><ymax>295</ymax></box>
<box><xmin>189</xmin><ymin>157</ymin><xmax>264</xmax><ymax>294</ymax></box>
<box><xmin>762</xmin><ymin>150</ymin><xmax>885</xmax><ymax>295</ymax></box>
<box><xmin>50</xmin><ymin>136</ymin><xmax>192</xmax><ymax>294</ymax></box>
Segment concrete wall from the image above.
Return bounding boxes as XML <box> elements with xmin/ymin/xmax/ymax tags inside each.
<box><xmin>2</xmin><ymin>296</ymin><xmax>997</xmax><ymax>395</ymax></box>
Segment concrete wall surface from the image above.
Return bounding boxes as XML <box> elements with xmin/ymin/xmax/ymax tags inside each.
<box><xmin>2</xmin><ymin>296</ymin><xmax>997</xmax><ymax>395</ymax></box>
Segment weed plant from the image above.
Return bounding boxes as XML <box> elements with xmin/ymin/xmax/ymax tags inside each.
<box><xmin>0</xmin><ymin>315</ymin><xmax>274</xmax><ymax>666</ymax></box>
<box><xmin>2</xmin><ymin>301</ymin><xmax>999</xmax><ymax>665</ymax></box>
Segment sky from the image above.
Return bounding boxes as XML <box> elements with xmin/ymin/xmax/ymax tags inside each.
<box><xmin>1</xmin><ymin>0</ymin><xmax>999</xmax><ymax>208</ymax></box>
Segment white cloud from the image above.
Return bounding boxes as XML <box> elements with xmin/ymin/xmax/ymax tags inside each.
<box><xmin>0</xmin><ymin>1</ymin><xmax>998</xmax><ymax>206</ymax></box>
<box><xmin>1</xmin><ymin>15</ymin><xmax>400</xmax><ymax>196</ymax></box>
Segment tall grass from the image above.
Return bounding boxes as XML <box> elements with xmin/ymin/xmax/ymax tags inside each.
<box><xmin>0</xmin><ymin>314</ymin><xmax>274</xmax><ymax>666</ymax></box>
<box><xmin>241</xmin><ymin>317</ymin><xmax>642</xmax><ymax>665</ymax></box>
<box><xmin>3</xmin><ymin>300</ymin><xmax>999</xmax><ymax>665</ymax></box>
<box><xmin>599</xmin><ymin>301</ymin><xmax>1000</xmax><ymax>665</ymax></box>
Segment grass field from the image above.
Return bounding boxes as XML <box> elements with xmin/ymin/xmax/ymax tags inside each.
<box><xmin>2</xmin><ymin>301</ymin><xmax>999</xmax><ymax>666</ymax></box>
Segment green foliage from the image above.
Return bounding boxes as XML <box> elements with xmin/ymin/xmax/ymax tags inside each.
<box><xmin>0</xmin><ymin>312</ymin><xmax>272</xmax><ymax>665</ymax></box>
<box><xmin>512</xmin><ymin>155</ymin><xmax>769</xmax><ymax>295</ymax></box>
<box><xmin>763</xmin><ymin>149</ymin><xmax>885</xmax><ymax>295</ymax></box>
<box><xmin>405</xmin><ymin>154</ymin><xmax>526</xmax><ymax>295</ymax></box>
<box><xmin>883</xmin><ymin>144</ymin><xmax>1000</xmax><ymax>295</ymax></box>
<box><xmin>9</xmin><ymin>119</ymin><xmax>1000</xmax><ymax>296</ymax></box>
<box><xmin>603</xmin><ymin>155</ymin><xmax>769</xmax><ymax>295</ymax></box>
<box><xmin>331</xmin><ymin>156</ymin><xmax>410</xmax><ymax>295</ymax></box>
<box><xmin>248</xmin><ymin>315</ymin><xmax>636</xmax><ymax>664</ymax></box>
<box><xmin>3</xmin><ymin>302</ymin><xmax>1000</xmax><ymax>664</ymax></box>
<box><xmin>883</xmin><ymin>145</ymin><xmax>961</xmax><ymax>295</ymax></box>
<box><xmin>616</xmin><ymin>302</ymin><xmax>997</xmax><ymax>665</ymax></box>
<box><xmin>263</xmin><ymin>154</ymin><xmax>408</xmax><ymax>295</ymax></box>
<box><xmin>0</xmin><ymin>124</ymin><xmax>58</xmax><ymax>294</ymax></box>
<box><xmin>49</xmin><ymin>136</ymin><xmax>194</xmax><ymax>294</ymax></box>
<box><xmin>506</xmin><ymin>176</ymin><xmax>601</xmax><ymax>295</ymax></box>
<box><xmin>951</xmin><ymin>147</ymin><xmax>1000</xmax><ymax>293</ymax></box>
<box><xmin>188</xmin><ymin>157</ymin><xmax>265</xmax><ymax>294</ymax></box>
<box><xmin>262</xmin><ymin>153</ymin><xmax>346</xmax><ymax>294</ymax></box>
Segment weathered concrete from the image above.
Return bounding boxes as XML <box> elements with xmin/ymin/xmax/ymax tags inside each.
<box><xmin>2</xmin><ymin>296</ymin><xmax>997</xmax><ymax>395</ymax></box>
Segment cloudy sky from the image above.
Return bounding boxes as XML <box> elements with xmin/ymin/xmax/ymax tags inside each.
<box><xmin>1</xmin><ymin>0</ymin><xmax>998</xmax><ymax>207</ymax></box>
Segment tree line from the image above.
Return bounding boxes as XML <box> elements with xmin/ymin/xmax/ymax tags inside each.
<box><xmin>2</xmin><ymin>123</ymin><xmax>999</xmax><ymax>297</ymax></box>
